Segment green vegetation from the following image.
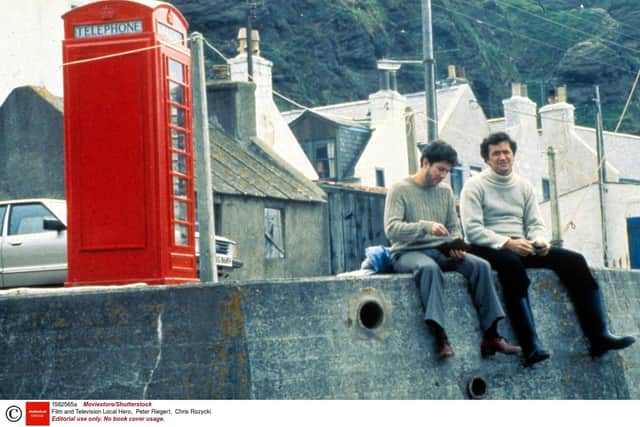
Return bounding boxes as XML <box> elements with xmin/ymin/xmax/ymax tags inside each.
<box><xmin>175</xmin><ymin>0</ymin><xmax>640</xmax><ymax>134</ymax></box>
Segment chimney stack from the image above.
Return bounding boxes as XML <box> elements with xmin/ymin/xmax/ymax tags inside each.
<box><xmin>237</xmin><ymin>28</ymin><xmax>260</xmax><ymax>56</ymax></box>
<box><xmin>503</xmin><ymin>81</ymin><xmax>536</xmax><ymax>129</ymax></box>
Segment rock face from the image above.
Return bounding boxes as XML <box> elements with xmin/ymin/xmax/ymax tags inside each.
<box><xmin>172</xmin><ymin>0</ymin><xmax>640</xmax><ymax>133</ymax></box>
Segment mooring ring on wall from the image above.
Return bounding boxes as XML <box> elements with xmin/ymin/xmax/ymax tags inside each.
<box><xmin>467</xmin><ymin>376</ymin><xmax>487</xmax><ymax>400</ymax></box>
<box><xmin>358</xmin><ymin>299</ymin><xmax>385</xmax><ymax>330</ymax></box>
<box><xmin>348</xmin><ymin>288</ymin><xmax>392</xmax><ymax>339</ymax></box>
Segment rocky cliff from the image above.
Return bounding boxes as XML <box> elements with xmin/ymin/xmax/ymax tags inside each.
<box><xmin>173</xmin><ymin>0</ymin><xmax>640</xmax><ymax>133</ymax></box>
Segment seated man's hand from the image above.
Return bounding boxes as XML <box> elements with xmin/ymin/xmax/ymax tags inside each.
<box><xmin>503</xmin><ymin>238</ymin><xmax>535</xmax><ymax>256</ymax></box>
<box><xmin>431</xmin><ymin>222</ymin><xmax>449</xmax><ymax>236</ymax></box>
<box><xmin>532</xmin><ymin>240</ymin><xmax>550</xmax><ymax>257</ymax></box>
<box><xmin>449</xmin><ymin>249</ymin><xmax>465</xmax><ymax>260</ymax></box>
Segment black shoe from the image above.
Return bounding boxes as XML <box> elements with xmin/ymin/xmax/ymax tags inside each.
<box><xmin>574</xmin><ymin>288</ymin><xmax>636</xmax><ymax>357</ymax></box>
<box><xmin>523</xmin><ymin>348</ymin><xmax>551</xmax><ymax>367</ymax></box>
<box><xmin>590</xmin><ymin>334</ymin><xmax>636</xmax><ymax>358</ymax></box>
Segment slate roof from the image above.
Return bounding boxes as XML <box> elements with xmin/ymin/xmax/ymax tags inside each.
<box><xmin>210</xmin><ymin>127</ymin><xmax>326</xmax><ymax>202</ymax></box>
<box><xmin>317</xmin><ymin>180</ymin><xmax>387</xmax><ymax>194</ymax></box>
<box><xmin>282</xmin><ymin>85</ymin><xmax>468</xmax><ymax>133</ymax></box>
<box><xmin>289</xmin><ymin>109</ymin><xmax>369</xmax><ymax>129</ymax></box>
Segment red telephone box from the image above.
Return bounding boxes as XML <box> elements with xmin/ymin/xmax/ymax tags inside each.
<box><xmin>62</xmin><ymin>0</ymin><xmax>198</xmax><ymax>285</ymax></box>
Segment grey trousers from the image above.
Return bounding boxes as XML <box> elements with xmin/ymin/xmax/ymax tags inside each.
<box><xmin>392</xmin><ymin>248</ymin><xmax>505</xmax><ymax>331</ymax></box>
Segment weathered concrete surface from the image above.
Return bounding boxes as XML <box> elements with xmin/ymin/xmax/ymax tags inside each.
<box><xmin>0</xmin><ymin>285</ymin><xmax>250</xmax><ymax>399</ymax></box>
<box><xmin>0</xmin><ymin>86</ymin><xmax>65</xmax><ymax>200</ymax></box>
<box><xmin>0</xmin><ymin>269</ymin><xmax>638</xmax><ymax>399</ymax></box>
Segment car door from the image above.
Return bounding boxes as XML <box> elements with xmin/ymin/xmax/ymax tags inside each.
<box><xmin>1</xmin><ymin>202</ymin><xmax>67</xmax><ymax>287</ymax></box>
<box><xmin>0</xmin><ymin>204</ymin><xmax>7</xmax><ymax>287</ymax></box>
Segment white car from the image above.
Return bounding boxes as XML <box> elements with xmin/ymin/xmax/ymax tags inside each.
<box><xmin>0</xmin><ymin>199</ymin><xmax>241</xmax><ymax>287</ymax></box>
<box><xmin>0</xmin><ymin>199</ymin><xmax>67</xmax><ymax>287</ymax></box>
<box><xmin>196</xmin><ymin>226</ymin><xmax>243</xmax><ymax>277</ymax></box>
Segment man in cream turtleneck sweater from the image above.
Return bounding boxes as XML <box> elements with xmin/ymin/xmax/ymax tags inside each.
<box><xmin>461</xmin><ymin>131</ymin><xmax>635</xmax><ymax>367</ymax></box>
<box><xmin>385</xmin><ymin>141</ymin><xmax>520</xmax><ymax>360</ymax></box>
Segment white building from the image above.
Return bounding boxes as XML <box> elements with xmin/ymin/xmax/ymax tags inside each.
<box><xmin>492</xmin><ymin>85</ymin><xmax>640</xmax><ymax>269</ymax></box>
<box><xmin>283</xmin><ymin>65</ymin><xmax>490</xmax><ymax>193</ymax></box>
<box><xmin>2</xmin><ymin>0</ymin><xmax>91</xmax><ymax>105</ymax></box>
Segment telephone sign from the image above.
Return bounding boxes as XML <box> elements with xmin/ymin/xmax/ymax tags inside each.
<box><xmin>74</xmin><ymin>20</ymin><xmax>143</xmax><ymax>38</ymax></box>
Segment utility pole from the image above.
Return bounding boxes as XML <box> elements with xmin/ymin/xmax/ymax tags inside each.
<box><xmin>595</xmin><ymin>86</ymin><xmax>607</xmax><ymax>182</ymax></box>
<box><xmin>246</xmin><ymin>4</ymin><xmax>254</xmax><ymax>81</ymax></box>
<box><xmin>191</xmin><ymin>32</ymin><xmax>218</xmax><ymax>282</ymax></box>
<box><xmin>546</xmin><ymin>147</ymin><xmax>563</xmax><ymax>247</ymax></box>
<box><xmin>421</xmin><ymin>0</ymin><xmax>438</xmax><ymax>143</ymax></box>
<box><xmin>594</xmin><ymin>85</ymin><xmax>609</xmax><ymax>267</ymax></box>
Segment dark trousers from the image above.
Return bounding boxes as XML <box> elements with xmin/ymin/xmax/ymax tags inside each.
<box><xmin>469</xmin><ymin>246</ymin><xmax>598</xmax><ymax>300</ymax></box>
<box><xmin>469</xmin><ymin>245</ymin><xmax>599</xmax><ymax>337</ymax></box>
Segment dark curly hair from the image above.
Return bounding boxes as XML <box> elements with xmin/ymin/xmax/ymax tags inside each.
<box><xmin>480</xmin><ymin>132</ymin><xmax>517</xmax><ymax>161</ymax></box>
<box><xmin>420</xmin><ymin>140</ymin><xmax>459</xmax><ymax>166</ymax></box>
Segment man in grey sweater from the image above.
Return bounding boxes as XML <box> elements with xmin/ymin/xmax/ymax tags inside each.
<box><xmin>384</xmin><ymin>141</ymin><xmax>520</xmax><ymax>359</ymax></box>
<box><xmin>460</xmin><ymin>131</ymin><xmax>635</xmax><ymax>366</ymax></box>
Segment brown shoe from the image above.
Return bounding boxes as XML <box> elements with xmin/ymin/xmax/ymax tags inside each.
<box><xmin>481</xmin><ymin>337</ymin><xmax>521</xmax><ymax>357</ymax></box>
<box><xmin>428</xmin><ymin>321</ymin><xmax>454</xmax><ymax>359</ymax></box>
<box><xmin>436</xmin><ymin>335</ymin><xmax>454</xmax><ymax>359</ymax></box>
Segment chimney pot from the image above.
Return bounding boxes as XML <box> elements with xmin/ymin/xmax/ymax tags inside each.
<box><xmin>448</xmin><ymin>65</ymin><xmax>456</xmax><ymax>79</ymax></box>
<box><xmin>251</xmin><ymin>29</ymin><xmax>260</xmax><ymax>56</ymax></box>
<box><xmin>237</xmin><ymin>27</ymin><xmax>247</xmax><ymax>54</ymax></box>
<box><xmin>557</xmin><ymin>85</ymin><xmax>567</xmax><ymax>103</ymax></box>
<box><xmin>237</xmin><ymin>28</ymin><xmax>260</xmax><ymax>55</ymax></box>
<box><xmin>511</xmin><ymin>82</ymin><xmax>522</xmax><ymax>97</ymax></box>
<box><xmin>390</xmin><ymin>70</ymin><xmax>398</xmax><ymax>91</ymax></box>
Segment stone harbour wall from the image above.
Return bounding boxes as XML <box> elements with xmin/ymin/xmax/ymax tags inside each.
<box><xmin>0</xmin><ymin>268</ymin><xmax>638</xmax><ymax>399</ymax></box>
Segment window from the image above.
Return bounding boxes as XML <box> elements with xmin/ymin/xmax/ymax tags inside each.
<box><xmin>214</xmin><ymin>203</ymin><xmax>222</xmax><ymax>235</ymax></box>
<box><xmin>375</xmin><ymin>168</ymin><xmax>386</xmax><ymax>187</ymax></box>
<box><xmin>264</xmin><ymin>208</ymin><xmax>285</xmax><ymax>259</ymax></box>
<box><xmin>305</xmin><ymin>140</ymin><xmax>336</xmax><ymax>179</ymax></box>
<box><xmin>8</xmin><ymin>203</ymin><xmax>56</xmax><ymax>236</ymax></box>
<box><xmin>450</xmin><ymin>167</ymin><xmax>464</xmax><ymax>198</ymax></box>
<box><xmin>542</xmin><ymin>178</ymin><xmax>551</xmax><ymax>202</ymax></box>
<box><xmin>168</xmin><ymin>59</ymin><xmax>185</xmax><ymax>82</ymax></box>
<box><xmin>170</xmin><ymin>106</ymin><xmax>186</xmax><ymax>127</ymax></box>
